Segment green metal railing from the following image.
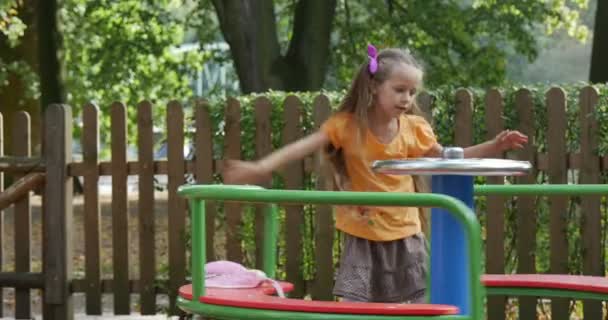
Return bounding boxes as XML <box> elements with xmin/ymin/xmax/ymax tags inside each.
<box><xmin>475</xmin><ymin>183</ymin><xmax>608</xmax><ymax>196</ymax></box>
<box><xmin>177</xmin><ymin>184</ymin><xmax>483</xmax><ymax>320</ymax></box>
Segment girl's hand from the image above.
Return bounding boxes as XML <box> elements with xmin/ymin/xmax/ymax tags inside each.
<box><xmin>222</xmin><ymin>160</ymin><xmax>272</xmax><ymax>185</ymax></box>
<box><xmin>493</xmin><ymin>130</ymin><xmax>528</xmax><ymax>152</ymax></box>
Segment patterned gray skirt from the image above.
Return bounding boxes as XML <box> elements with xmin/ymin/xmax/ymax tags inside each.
<box><xmin>333</xmin><ymin>232</ymin><xmax>428</xmax><ymax>303</ymax></box>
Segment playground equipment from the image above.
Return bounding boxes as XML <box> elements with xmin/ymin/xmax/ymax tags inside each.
<box><xmin>373</xmin><ymin>147</ymin><xmax>532</xmax><ymax>314</ymax></box>
<box><xmin>372</xmin><ymin>152</ymin><xmax>608</xmax><ymax>310</ymax></box>
<box><xmin>177</xmin><ymin>185</ymin><xmax>482</xmax><ymax>320</ymax></box>
<box><xmin>177</xmin><ymin>150</ymin><xmax>608</xmax><ymax>319</ymax></box>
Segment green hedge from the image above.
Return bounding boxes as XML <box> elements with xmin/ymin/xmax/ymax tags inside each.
<box><xmin>202</xmin><ymin>84</ymin><xmax>608</xmax><ymax>156</ymax></box>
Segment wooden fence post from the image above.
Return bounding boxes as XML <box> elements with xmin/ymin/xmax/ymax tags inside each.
<box><xmin>167</xmin><ymin>101</ymin><xmax>186</xmax><ymax>315</ymax></box>
<box><xmin>283</xmin><ymin>95</ymin><xmax>306</xmax><ymax>298</ymax></box>
<box><xmin>194</xmin><ymin>100</ymin><xmax>216</xmax><ymax>261</ymax></box>
<box><xmin>579</xmin><ymin>86</ymin><xmax>602</xmax><ymax>319</ymax></box>
<box><xmin>515</xmin><ymin>89</ymin><xmax>538</xmax><ymax>319</ymax></box>
<box><xmin>43</xmin><ymin>104</ymin><xmax>73</xmax><ymax>320</ymax></box>
<box><xmin>454</xmin><ymin>89</ymin><xmax>473</xmax><ymax>148</ymax></box>
<box><xmin>311</xmin><ymin>95</ymin><xmax>334</xmax><ymax>301</ymax></box>
<box><xmin>82</xmin><ymin>103</ymin><xmax>102</xmax><ymax>315</ymax></box>
<box><xmin>14</xmin><ymin>111</ymin><xmax>32</xmax><ymax>319</ymax></box>
<box><xmin>484</xmin><ymin>89</ymin><xmax>506</xmax><ymax>320</ymax></box>
<box><xmin>137</xmin><ymin>101</ymin><xmax>156</xmax><ymax>315</ymax></box>
<box><xmin>547</xmin><ymin>87</ymin><xmax>569</xmax><ymax>320</ymax></box>
<box><xmin>110</xmin><ymin>102</ymin><xmax>130</xmax><ymax>314</ymax></box>
<box><xmin>224</xmin><ymin>98</ymin><xmax>243</xmax><ymax>263</ymax></box>
<box><xmin>253</xmin><ymin>97</ymin><xmax>273</xmax><ymax>271</ymax></box>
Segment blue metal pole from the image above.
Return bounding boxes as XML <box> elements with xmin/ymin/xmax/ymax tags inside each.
<box><xmin>430</xmin><ymin>175</ymin><xmax>473</xmax><ymax>315</ymax></box>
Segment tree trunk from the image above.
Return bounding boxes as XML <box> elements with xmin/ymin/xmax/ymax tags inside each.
<box><xmin>284</xmin><ymin>0</ymin><xmax>337</xmax><ymax>91</ymax></box>
<box><xmin>0</xmin><ymin>0</ymin><xmax>41</xmax><ymax>156</ymax></box>
<box><xmin>590</xmin><ymin>0</ymin><xmax>608</xmax><ymax>83</ymax></box>
<box><xmin>37</xmin><ymin>0</ymin><xmax>66</xmax><ymax>108</ymax></box>
<box><xmin>211</xmin><ymin>0</ymin><xmax>337</xmax><ymax>93</ymax></box>
<box><xmin>212</xmin><ymin>0</ymin><xmax>283</xmax><ymax>93</ymax></box>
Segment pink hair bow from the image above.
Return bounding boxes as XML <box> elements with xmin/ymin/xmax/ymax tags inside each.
<box><xmin>368</xmin><ymin>44</ymin><xmax>378</xmax><ymax>74</ymax></box>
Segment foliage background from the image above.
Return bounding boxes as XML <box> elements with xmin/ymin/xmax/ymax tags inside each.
<box><xmin>0</xmin><ymin>1</ymin><xmax>605</xmax><ymax>317</ymax></box>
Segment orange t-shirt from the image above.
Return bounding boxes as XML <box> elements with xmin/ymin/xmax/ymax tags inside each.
<box><xmin>321</xmin><ymin>112</ymin><xmax>437</xmax><ymax>241</ymax></box>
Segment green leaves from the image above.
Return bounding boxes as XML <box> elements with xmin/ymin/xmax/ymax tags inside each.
<box><xmin>327</xmin><ymin>0</ymin><xmax>590</xmax><ymax>89</ymax></box>
<box><xmin>61</xmin><ymin>0</ymin><xmax>206</xmax><ymax>149</ymax></box>
<box><xmin>0</xmin><ymin>0</ymin><xmax>26</xmax><ymax>47</ymax></box>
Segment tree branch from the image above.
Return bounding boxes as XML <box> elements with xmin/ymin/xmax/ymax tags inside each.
<box><xmin>285</xmin><ymin>0</ymin><xmax>337</xmax><ymax>91</ymax></box>
<box><xmin>37</xmin><ymin>0</ymin><xmax>66</xmax><ymax>107</ymax></box>
<box><xmin>211</xmin><ymin>0</ymin><xmax>281</xmax><ymax>93</ymax></box>
<box><xmin>0</xmin><ymin>173</ymin><xmax>45</xmax><ymax>211</ymax></box>
<box><xmin>590</xmin><ymin>0</ymin><xmax>608</xmax><ymax>83</ymax></box>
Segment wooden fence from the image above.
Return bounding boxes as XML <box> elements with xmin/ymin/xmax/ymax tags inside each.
<box><xmin>0</xmin><ymin>86</ymin><xmax>605</xmax><ymax>319</ymax></box>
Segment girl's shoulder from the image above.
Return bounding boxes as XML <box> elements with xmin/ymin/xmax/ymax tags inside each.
<box><xmin>329</xmin><ymin>111</ymin><xmax>354</xmax><ymax>121</ymax></box>
<box><xmin>325</xmin><ymin>111</ymin><xmax>355</xmax><ymax>127</ymax></box>
<box><xmin>401</xmin><ymin>114</ymin><xmax>432</xmax><ymax>128</ymax></box>
<box><xmin>400</xmin><ymin>114</ymin><xmax>436</xmax><ymax>142</ymax></box>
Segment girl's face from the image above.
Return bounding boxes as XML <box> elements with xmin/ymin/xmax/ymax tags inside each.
<box><xmin>372</xmin><ymin>63</ymin><xmax>422</xmax><ymax>119</ymax></box>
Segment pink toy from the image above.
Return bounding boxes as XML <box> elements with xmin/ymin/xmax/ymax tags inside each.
<box><xmin>205</xmin><ymin>260</ymin><xmax>285</xmax><ymax>298</ymax></box>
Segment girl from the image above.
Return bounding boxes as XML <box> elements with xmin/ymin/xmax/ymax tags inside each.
<box><xmin>222</xmin><ymin>45</ymin><xmax>527</xmax><ymax>303</ymax></box>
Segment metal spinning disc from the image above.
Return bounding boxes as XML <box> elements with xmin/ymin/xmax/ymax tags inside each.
<box><xmin>371</xmin><ymin>158</ymin><xmax>532</xmax><ymax>176</ymax></box>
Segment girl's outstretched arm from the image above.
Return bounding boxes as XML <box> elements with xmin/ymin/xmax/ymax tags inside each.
<box><xmin>463</xmin><ymin>130</ymin><xmax>528</xmax><ymax>158</ymax></box>
<box><xmin>223</xmin><ymin>130</ymin><xmax>330</xmax><ymax>185</ymax></box>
